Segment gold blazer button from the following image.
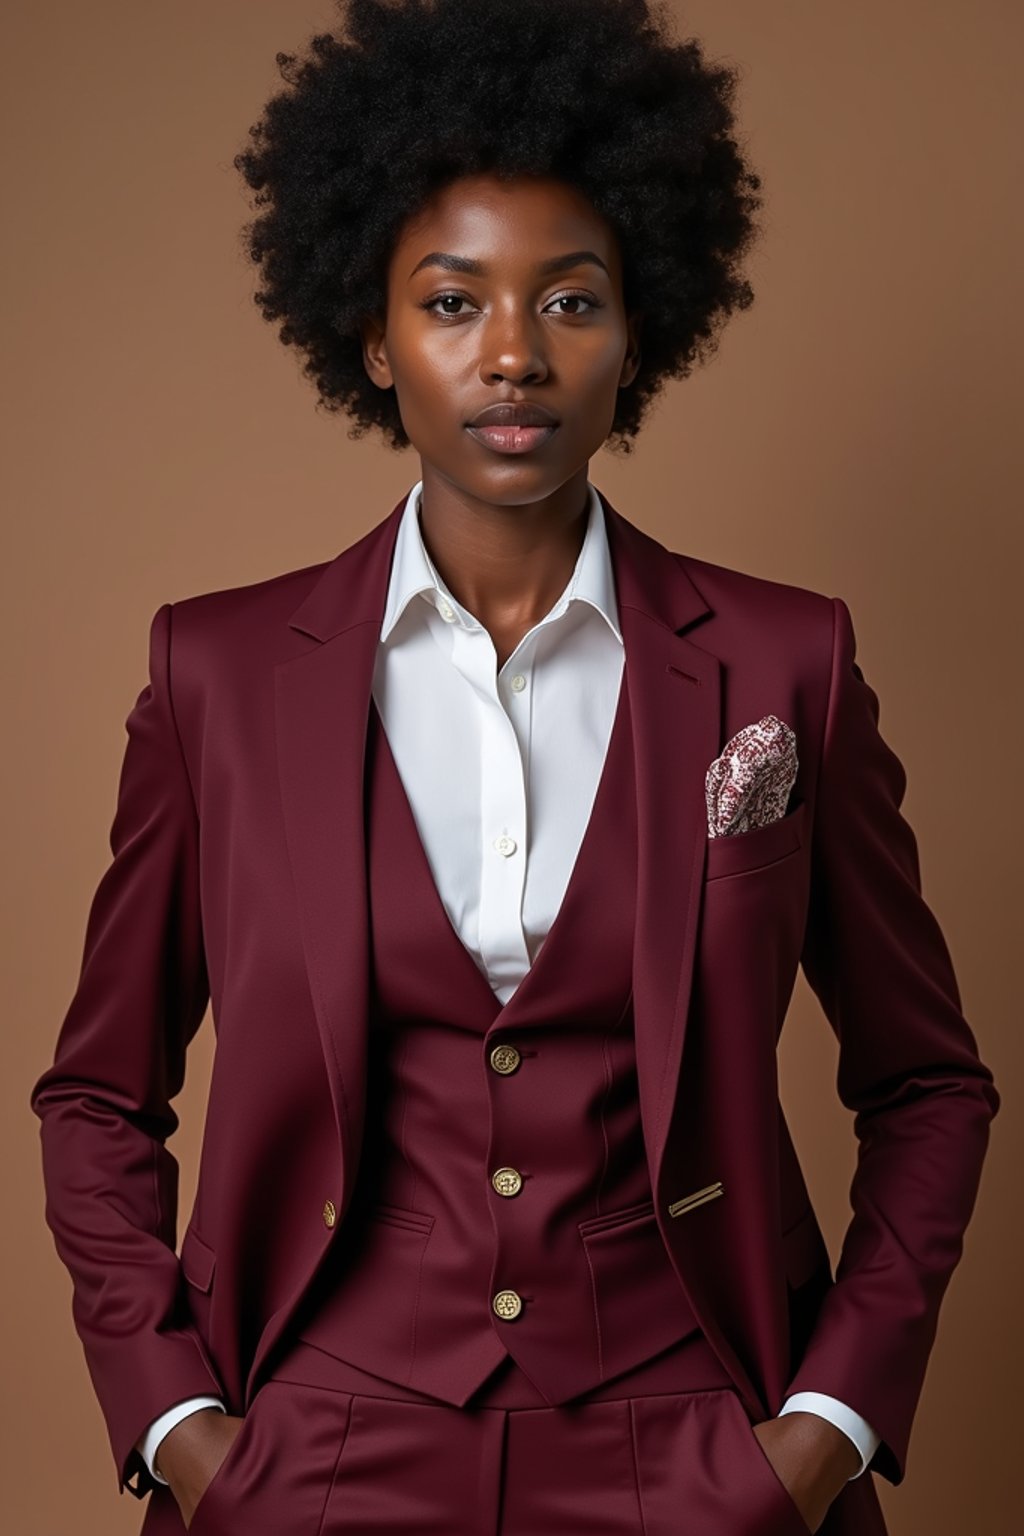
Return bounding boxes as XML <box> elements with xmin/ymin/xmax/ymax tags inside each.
<box><xmin>491</xmin><ymin>1167</ymin><xmax>523</xmax><ymax>1197</ymax></box>
<box><xmin>322</xmin><ymin>1198</ymin><xmax>337</xmax><ymax>1228</ymax></box>
<box><xmin>490</xmin><ymin>1043</ymin><xmax>521</xmax><ymax>1074</ymax></box>
<box><xmin>492</xmin><ymin>1288</ymin><xmax>523</xmax><ymax>1320</ymax></box>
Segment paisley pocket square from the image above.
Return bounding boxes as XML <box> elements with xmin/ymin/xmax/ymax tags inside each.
<box><xmin>705</xmin><ymin>714</ymin><xmax>798</xmax><ymax>838</ymax></box>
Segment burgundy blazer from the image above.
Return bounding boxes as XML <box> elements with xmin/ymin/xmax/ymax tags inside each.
<box><xmin>30</xmin><ymin>488</ymin><xmax>999</xmax><ymax>1501</ymax></box>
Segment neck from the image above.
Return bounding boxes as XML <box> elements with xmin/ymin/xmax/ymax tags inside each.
<box><xmin>416</xmin><ymin>466</ymin><xmax>591</xmax><ymax>632</ymax></box>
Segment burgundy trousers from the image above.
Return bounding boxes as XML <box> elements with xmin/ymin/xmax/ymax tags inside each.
<box><xmin>171</xmin><ymin>1327</ymin><xmax>821</xmax><ymax>1536</ymax></box>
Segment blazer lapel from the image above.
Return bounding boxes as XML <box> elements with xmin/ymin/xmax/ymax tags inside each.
<box><xmin>602</xmin><ymin>499</ymin><xmax>769</xmax><ymax>1416</ymax></box>
<box><xmin>599</xmin><ymin>495</ymin><xmax>721</xmax><ymax>1190</ymax></box>
<box><xmin>274</xmin><ymin>497</ymin><xmax>406</xmax><ymax>1204</ymax></box>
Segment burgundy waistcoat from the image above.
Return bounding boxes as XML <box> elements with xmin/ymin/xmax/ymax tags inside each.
<box><xmin>292</xmin><ymin>667</ymin><xmax>704</xmax><ymax>1406</ymax></box>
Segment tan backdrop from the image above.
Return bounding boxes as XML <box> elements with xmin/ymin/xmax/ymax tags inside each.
<box><xmin>4</xmin><ymin>2</ymin><xmax>1020</xmax><ymax>1530</ymax></box>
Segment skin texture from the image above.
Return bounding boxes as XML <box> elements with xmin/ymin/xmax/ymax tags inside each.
<box><xmin>359</xmin><ymin>170</ymin><xmax>643</xmax><ymax>669</ymax></box>
<box><xmin>752</xmin><ymin>1411</ymin><xmax>861</xmax><ymax>1531</ymax></box>
<box><xmin>152</xmin><ymin>172</ymin><xmax>860</xmax><ymax>1532</ymax></box>
<box><xmin>155</xmin><ymin>1410</ymin><xmax>243</xmax><ymax>1530</ymax></box>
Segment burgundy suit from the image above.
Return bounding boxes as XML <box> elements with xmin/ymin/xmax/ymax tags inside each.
<box><xmin>30</xmin><ymin>488</ymin><xmax>998</xmax><ymax>1532</ymax></box>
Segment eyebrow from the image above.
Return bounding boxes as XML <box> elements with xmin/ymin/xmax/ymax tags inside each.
<box><xmin>409</xmin><ymin>249</ymin><xmax>610</xmax><ymax>281</ymax></box>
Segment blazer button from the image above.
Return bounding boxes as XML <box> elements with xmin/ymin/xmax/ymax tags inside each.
<box><xmin>491</xmin><ymin>1167</ymin><xmax>523</xmax><ymax>1197</ymax></box>
<box><xmin>322</xmin><ymin>1199</ymin><xmax>337</xmax><ymax>1228</ymax></box>
<box><xmin>492</xmin><ymin>1289</ymin><xmax>523</xmax><ymax>1321</ymax></box>
<box><xmin>489</xmin><ymin>1043</ymin><xmax>521</xmax><ymax>1074</ymax></box>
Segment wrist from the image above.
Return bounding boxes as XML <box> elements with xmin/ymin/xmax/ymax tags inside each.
<box><xmin>154</xmin><ymin>1407</ymin><xmax>227</xmax><ymax>1482</ymax></box>
<box><xmin>141</xmin><ymin>1395</ymin><xmax>227</xmax><ymax>1483</ymax></box>
<box><xmin>780</xmin><ymin>1410</ymin><xmax>861</xmax><ymax>1485</ymax></box>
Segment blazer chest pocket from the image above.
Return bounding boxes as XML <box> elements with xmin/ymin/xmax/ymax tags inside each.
<box><xmin>704</xmin><ymin>800</ymin><xmax>807</xmax><ymax>883</ymax></box>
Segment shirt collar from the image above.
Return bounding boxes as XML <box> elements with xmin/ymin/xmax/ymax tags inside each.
<box><xmin>379</xmin><ymin>479</ymin><xmax>622</xmax><ymax>646</ymax></box>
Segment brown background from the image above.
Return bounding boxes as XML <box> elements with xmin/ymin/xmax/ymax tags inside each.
<box><xmin>4</xmin><ymin>2</ymin><xmax>1020</xmax><ymax>1530</ymax></box>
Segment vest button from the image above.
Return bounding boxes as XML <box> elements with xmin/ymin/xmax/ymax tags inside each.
<box><xmin>489</xmin><ymin>1043</ymin><xmax>521</xmax><ymax>1074</ymax></box>
<box><xmin>491</xmin><ymin>1167</ymin><xmax>523</xmax><ymax>1197</ymax></box>
<box><xmin>492</xmin><ymin>1289</ymin><xmax>523</xmax><ymax>1320</ymax></box>
<box><xmin>322</xmin><ymin>1199</ymin><xmax>337</xmax><ymax>1228</ymax></box>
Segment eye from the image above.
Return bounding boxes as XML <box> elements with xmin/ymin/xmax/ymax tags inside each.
<box><xmin>419</xmin><ymin>292</ymin><xmax>473</xmax><ymax>318</ymax></box>
<box><xmin>419</xmin><ymin>290</ymin><xmax>601</xmax><ymax>320</ymax></box>
<box><xmin>547</xmin><ymin>291</ymin><xmax>599</xmax><ymax>316</ymax></box>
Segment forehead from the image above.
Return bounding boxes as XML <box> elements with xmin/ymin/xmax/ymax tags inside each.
<box><xmin>389</xmin><ymin>172</ymin><xmax>618</xmax><ymax>277</ymax></box>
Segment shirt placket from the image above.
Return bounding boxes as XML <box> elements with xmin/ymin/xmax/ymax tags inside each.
<box><xmin>447</xmin><ymin>619</ymin><xmax>530</xmax><ymax>994</ymax></box>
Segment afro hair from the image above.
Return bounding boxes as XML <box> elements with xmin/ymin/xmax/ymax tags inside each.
<box><xmin>233</xmin><ymin>0</ymin><xmax>764</xmax><ymax>456</ymax></box>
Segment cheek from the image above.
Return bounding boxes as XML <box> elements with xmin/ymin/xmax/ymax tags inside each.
<box><xmin>562</xmin><ymin>359</ymin><xmax>623</xmax><ymax>439</ymax></box>
<box><xmin>388</xmin><ymin>342</ymin><xmax>467</xmax><ymax>421</ymax></box>
<box><xmin>564</xmin><ymin>334</ymin><xmax>632</xmax><ymax>409</ymax></box>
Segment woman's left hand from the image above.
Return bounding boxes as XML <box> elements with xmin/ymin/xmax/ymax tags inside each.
<box><xmin>751</xmin><ymin>1410</ymin><xmax>862</xmax><ymax>1534</ymax></box>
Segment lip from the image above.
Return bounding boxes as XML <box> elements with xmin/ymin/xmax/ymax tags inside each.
<box><xmin>465</xmin><ymin>423</ymin><xmax>559</xmax><ymax>455</ymax></box>
<box><xmin>466</xmin><ymin>401</ymin><xmax>560</xmax><ymax>428</ymax></box>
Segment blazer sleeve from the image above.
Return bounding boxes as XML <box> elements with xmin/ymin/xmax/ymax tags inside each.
<box><xmin>785</xmin><ymin>595</ymin><xmax>1000</xmax><ymax>1485</ymax></box>
<box><xmin>29</xmin><ymin>602</ymin><xmax>225</xmax><ymax>1499</ymax></box>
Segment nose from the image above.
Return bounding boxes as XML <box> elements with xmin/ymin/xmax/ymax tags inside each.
<box><xmin>479</xmin><ymin>302</ymin><xmax>549</xmax><ymax>385</ymax></box>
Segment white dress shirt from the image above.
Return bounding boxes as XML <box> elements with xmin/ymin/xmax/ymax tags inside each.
<box><xmin>139</xmin><ymin>480</ymin><xmax>879</xmax><ymax>1484</ymax></box>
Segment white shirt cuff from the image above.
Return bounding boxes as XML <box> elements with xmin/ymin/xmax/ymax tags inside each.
<box><xmin>778</xmin><ymin>1391</ymin><xmax>881</xmax><ymax>1479</ymax></box>
<box><xmin>140</xmin><ymin>1396</ymin><xmax>227</xmax><ymax>1484</ymax></box>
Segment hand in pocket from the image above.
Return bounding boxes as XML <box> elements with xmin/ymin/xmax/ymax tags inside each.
<box><xmin>156</xmin><ymin>1408</ymin><xmax>246</xmax><ymax>1530</ymax></box>
<box><xmin>750</xmin><ymin>1412</ymin><xmax>859</xmax><ymax>1534</ymax></box>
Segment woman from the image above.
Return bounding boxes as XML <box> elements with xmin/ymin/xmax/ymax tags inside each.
<box><xmin>31</xmin><ymin>2</ymin><xmax>999</xmax><ymax>1533</ymax></box>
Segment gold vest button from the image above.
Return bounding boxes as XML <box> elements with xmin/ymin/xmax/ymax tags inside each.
<box><xmin>491</xmin><ymin>1167</ymin><xmax>523</xmax><ymax>1197</ymax></box>
<box><xmin>322</xmin><ymin>1199</ymin><xmax>337</xmax><ymax>1229</ymax></box>
<box><xmin>489</xmin><ymin>1043</ymin><xmax>521</xmax><ymax>1074</ymax></box>
<box><xmin>492</xmin><ymin>1288</ymin><xmax>523</xmax><ymax>1320</ymax></box>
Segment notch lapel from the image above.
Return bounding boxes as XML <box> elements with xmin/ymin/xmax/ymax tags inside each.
<box><xmin>602</xmin><ymin>497</ymin><xmax>768</xmax><ymax>1416</ymax></box>
<box><xmin>600</xmin><ymin>496</ymin><xmax>721</xmax><ymax>1192</ymax></box>
<box><xmin>274</xmin><ymin>497</ymin><xmax>406</xmax><ymax>1209</ymax></box>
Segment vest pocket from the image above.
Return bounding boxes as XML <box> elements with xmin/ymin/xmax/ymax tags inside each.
<box><xmin>295</xmin><ymin>1201</ymin><xmax>436</xmax><ymax>1379</ymax></box>
<box><xmin>369</xmin><ymin>1200</ymin><xmax>436</xmax><ymax>1237</ymax></box>
<box><xmin>577</xmin><ymin>1196</ymin><xmax>655</xmax><ymax>1237</ymax></box>
<box><xmin>578</xmin><ymin>1199</ymin><xmax>700</xmax><ymax>1381</ymax></box>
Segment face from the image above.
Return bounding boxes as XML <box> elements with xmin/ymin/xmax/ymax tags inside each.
<box><xmin>359</xmin><ymin>172</ymin><xmax>643</xmax><ymax>511</ymax></box>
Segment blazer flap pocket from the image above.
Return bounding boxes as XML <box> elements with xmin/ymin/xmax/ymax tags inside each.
<box><xmin>705</xmin><ymin>800</ymin><xmax>807</xmax><ymax>882</ymax></box>
<box><xmin>180</xmin><ymin>1223</ymin><xmax>216</xmax><ymax>1293</ymax></box>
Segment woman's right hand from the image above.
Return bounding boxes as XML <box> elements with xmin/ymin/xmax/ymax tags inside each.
<box><xmin>156</xmin><ymin>1407</ymin><xmax>246</xmax><ymax>1530</ymax></box>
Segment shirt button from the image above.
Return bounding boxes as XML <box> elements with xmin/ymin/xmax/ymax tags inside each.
<box><xmin>510</xmin><ymin>674</ymin><xmax>527</xmax><ymax>692</ymax></box>
<box><xmin>494</xmin><ymin>834</ymin><xmax>517</xmax><ymax>856</ymax></box>
<box><xmin>492</xmin><ymin>1289</ymin><xmax>523</xmax><ymax>1321</ymax></box>
<box><xmin>489</xmin><ymin>1043</ymin><xmax>521</xmax><ymax>1074</ymax></box>
<box><xmin>322</xmin><ymin>1199</ymin><xmax>337</xmax><ymax>1228</ymax></box>
<box><xmin>491</xmin><ymin>1167</ymin><xmax>523</xmax><ymax>1197</ymax></box>
<box><xmin>437</xmin><ymin>597</ymin><xmax>456</xmax><ymax>622</ymax></box>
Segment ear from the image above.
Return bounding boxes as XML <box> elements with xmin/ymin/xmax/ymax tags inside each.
<box><xmin>358</xmin><ymin>311</ymin><xmax>394</xmax><ymax>390</ymax></box>
<box><xmin>619</xmin><ymin>310</ymin><xmax>644</xmax><ymax>389</ymax></box>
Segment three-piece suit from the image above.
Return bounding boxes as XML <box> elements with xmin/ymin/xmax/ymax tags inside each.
<box><xmin>30</xmin><ymin>483</ymin><xmax>999</xmax><ymax>1534</ymax></box>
